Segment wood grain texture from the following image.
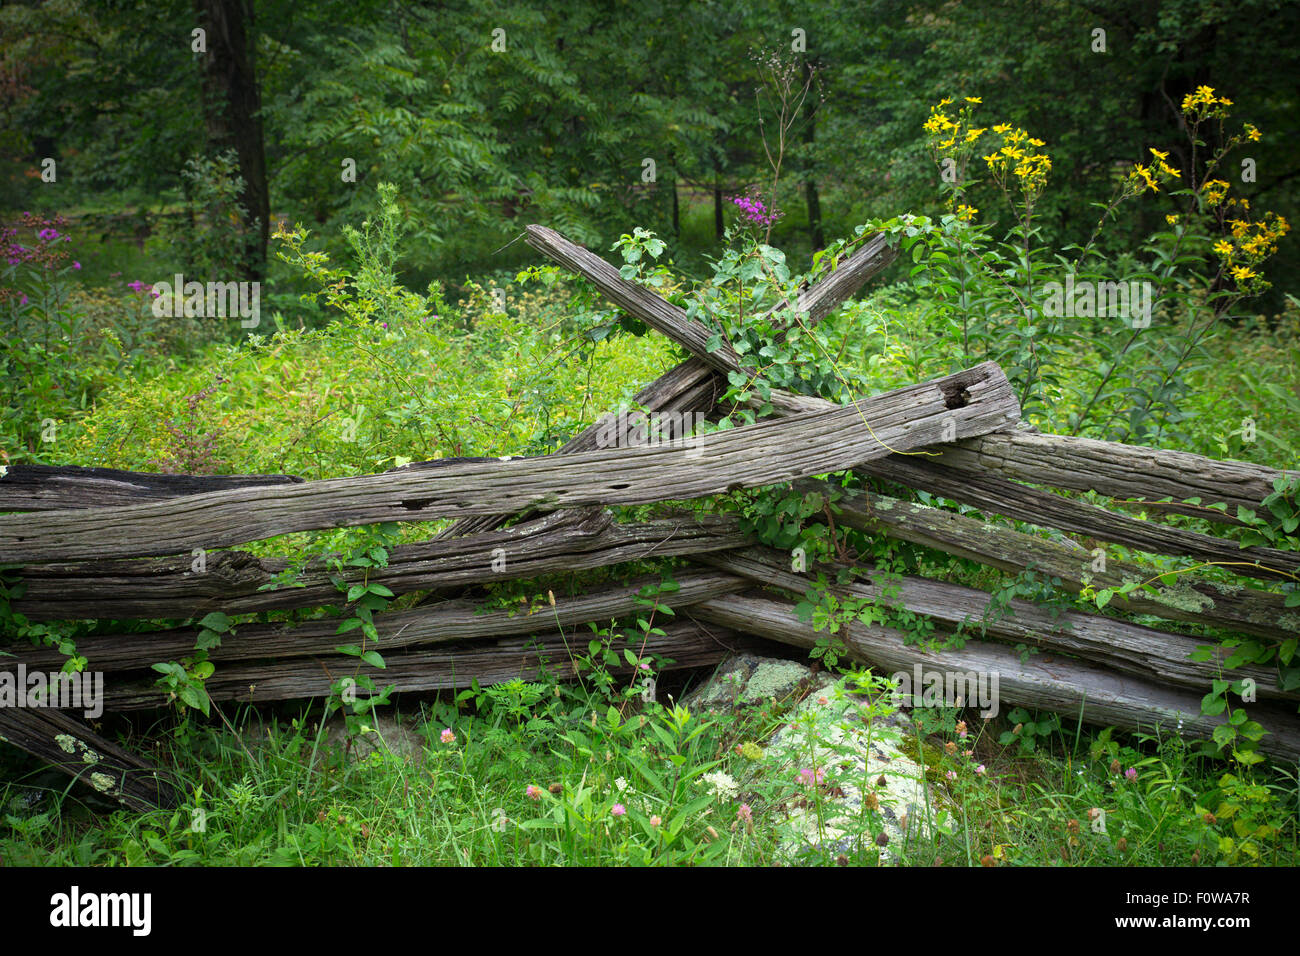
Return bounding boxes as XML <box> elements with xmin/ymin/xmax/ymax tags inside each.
<box><xmin>696</xmin><ymin>547</ymin><xmax>1295</xmax><ymax>702</ymax></box>
<box><xmin>526</xmin><ymin>224</ymin><xmax>743</xmax><ymax>375</ymax></box>
<box><xmin>0</xmin><ymin>464</ymin><xmax>303</xmax><ymax>513</ymax></box>
<box><xmin>688</xmin><ymin>592</ymin><xmax>1300</xmax><ymax>762</ymax></box>
<box><xmin>437</xmin><ymin>229</ymin><xmax>897</xmax><ymax>540</ymax></box>
<box><xmin>93</xmin><ymin>621</ymin><xmax>767</xmax><ymax>711</ymax></box>
<box><xmin>0</xmin><ymin>707</ymin><xmax>184</xmax><ymax>810</ymax></box>
<box><xmin>0</xmin><ymin>362</ymin><xmax>1019</xmax><ymax>563</ymax></box>
<box><xmin>823</xmin><ymin>485</ymin><xmax>1295</xmax><ymax>642</ymax></box>
<box><xmin>534</xmin><ymin>221</ymin><xmax>1293</xmax><ymax>584</ymax></box>
<box><xmin>2</xmin><ymin>569</ymin><xmax>749</xmax><ymax>674</ymax></box>
<box><xmin>945</xmin><ymin>430</ymin><xmax>1295</xmax><ymax>524</ymax></box>
<box><xmin>860</xmin><ymin>454</ymin><xmax>1298</xmax><ymax>582</ymax></box>
<box><xmin>432</xmin><ymin>357</ymin><xmax>724</xmax><ymax>540</ymax></box>
<box><xmin>11</xmin><ymin>510</ymin><xmax>750</xmax><ymax>621</ymax></box>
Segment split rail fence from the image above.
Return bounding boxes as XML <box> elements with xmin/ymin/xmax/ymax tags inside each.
<box><xmin>2</xmin><ymin>225</ymin><xmax>1296</xmax><ymax>810</ymax></box>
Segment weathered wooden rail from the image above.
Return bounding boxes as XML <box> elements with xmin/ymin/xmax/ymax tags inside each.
<box><xmin>2</xmin><ymin>222</ymin><xmax>1296</xmax><ymax>810</ymax></box>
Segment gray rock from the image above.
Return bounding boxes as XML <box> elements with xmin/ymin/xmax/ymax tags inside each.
<box><xmin>682</xmin><ymin>652</ymin><xmax>816</xmax><ymax>712</ymax></box>
<box><xmin>683</xmin><ymin>654</ymin><xmax>953</xmax><ymax>863</ymax></box>
<box><xmin>236</xmin><ymin>711</ymin><xmax>428</xmax><ymax>764</ymax></box>
<box><xmin>322</xmin><ymin>712</ymin><xmax>428</xmax><ymax>763</ymax></box>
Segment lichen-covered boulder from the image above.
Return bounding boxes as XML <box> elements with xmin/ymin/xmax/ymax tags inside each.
<box><xmin>684</xmin><ymin>653</ymin><xmax>953</xmax><ymax>863</ymax></box>
<box><xmin>682</xmin><ymin>653</ymin><xmax>815</xmax><ymax>712</ymax></box>
<box><xmin>764</xmin><ymin>680</ymin><xmax>953</xmax><ymax>862</ymax></box>
<box><xmin>323</xmin><ymin>713</ymin><xmax>427</xmax><ymax>763</ymax></box>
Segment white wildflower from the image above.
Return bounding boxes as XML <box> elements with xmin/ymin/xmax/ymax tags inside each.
<box><xmin>702</xmin><ymin>771</ymin><xmax>738</xmax><ymax>800</ymax></box>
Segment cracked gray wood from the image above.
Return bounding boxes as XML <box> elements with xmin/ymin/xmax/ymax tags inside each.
<box><xmin>942</xmin><ymin>430</ymin><xmax>1296</xmax><ymax>525</ymax></box>
<box><xmin>819</xmin><ymin>484</ymin><xmax>1294</xmax><ymax>642</ymax></box>
<box><xmin>11</xmin><ymin>510</ymin><xmax>749</xmax><ymax>621</ymax></box>
<box><xmin>525</xmin><ymin>224</ymin><xmax>1294</xmax><ymax>590</ymax></box>
<box><xmin>2</xmin><ymin>569</ymin><xmax>748</xmax><ymax>673</ymax></box>
<box><xmin>0</xmin><ymin>707</ymin><xmax>184</xmax><ymax>811</ymax></box>
<box><xmin>859</xmin><ymin>454</ymin><xmax>1297</xmax><ymax>582</ymax></box>
<box><xmin>92</xmin><ymin>621</ymin><xmax>766</xmax><ymax>711</ymax></box>
<box><xmin>695</xmin><ymin>546</ymin><xmax>1295</xmax><ymax>702</ymax></box>
<box><xmin>0</xmin><ymin>361</ymin><xmax>1018</xmax><ymax>563</ymax></box>
<box><xmin>0</xmin><ymin>464</ymin><xmax>303</xmax><ymax>513</ymax></box>
<box><xmin>438</xmin><ymin>227</ymin><xmax>897</xmax><ymax>540</ymax></box>
<box><xmin>687</xmin><ymin>592</ymin><xmax>1300</xmax><ymax>762</ymax></box>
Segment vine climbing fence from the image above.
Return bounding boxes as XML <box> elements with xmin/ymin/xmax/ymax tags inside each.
<box><xmin>1</xmin><ymin>224</ymin><xmax>1297</xmax><ymax>811</ymax></box>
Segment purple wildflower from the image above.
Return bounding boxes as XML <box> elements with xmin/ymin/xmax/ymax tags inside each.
<box><xmin>729</xmin><ymin>188</ymin><xmax>782</xmax><ymax>227</ymax></box>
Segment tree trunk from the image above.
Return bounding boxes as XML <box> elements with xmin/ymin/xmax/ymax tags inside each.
<box><xmin>805</xmin><ymin>178</ymin><xmax>824</xmax><ymax>251</ymax></box>
<box><xmin>193</xmin><ymin>0</ymin><xmax>269</xmax><ymax>280</ymax></box>
<box><xmin>803</xmin><ymin>112</ymin><xmax>824</xmax><ymax>250</ymax></box>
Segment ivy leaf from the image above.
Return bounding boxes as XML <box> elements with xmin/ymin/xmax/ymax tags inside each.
<box><xmin>197</xmin><ymin>612</ymin><xmax>231</xmax><ymax>633</ymax></box>
<box><xmin>195</xmin><ymin>630</ymin><xmax>223</xmax><ymax>651</ymax></box>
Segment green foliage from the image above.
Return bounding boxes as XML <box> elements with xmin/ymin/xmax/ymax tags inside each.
<box><xmin>1236</xmin><ymin>475</ymin><xmax>1300</xmax><ymax>558</ymax></box>
<box><xmin>54</xmin><ymin>183</ymin><xmax>673</xmax><ymax>476</ymax></box>
<box><xmin>874</xmin><ymin>91</ymin><xmax>1289</xmax><ymax>444</ymax></box>
<box><xmin>998</xmin><ymin>707</ymin><xmax>1062</xmax><ymax>754</ymax></box>
<box><xmin>0</xmin><ymin>571</ymin><xmax>85</xmax><ymax>673</ymax></box>
<box><xmin>3</xmin><ymin>52</ymin><xmax>1299</xmax><ymax>865</ymax></box>
<box><xmin>980</xmin><ymin>568</ymin><xmax>1071</xmax><ymax>631</ymax></box>
<box><xmin>160</xmin><ymin>149</ymin><xmax>258</xmax><ymax>283</ymax></box>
